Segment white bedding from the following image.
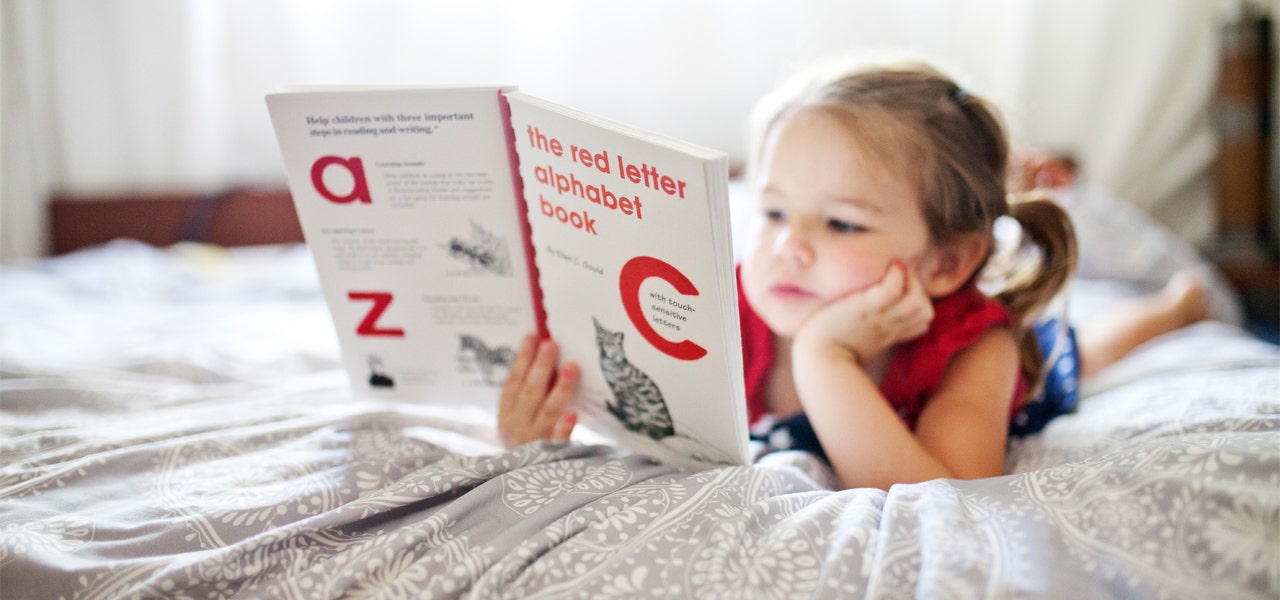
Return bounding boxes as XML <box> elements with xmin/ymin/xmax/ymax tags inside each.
<box><xmin>1</xmin><ymin>232</ymin><xmax>1277</xmax><ymax>598</ymax></box>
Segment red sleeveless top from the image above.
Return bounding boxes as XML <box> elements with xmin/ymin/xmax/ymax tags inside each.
<box><xmin>738</xmin><ymin>269</ymin><xmax>1025</xmax><ymax>430</ymax></box>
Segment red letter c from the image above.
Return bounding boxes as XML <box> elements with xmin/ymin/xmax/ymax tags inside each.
<box><xmin>619</xmin><ymin>256</ymin><xmax>706</xmax><ymax>361</ymax></box>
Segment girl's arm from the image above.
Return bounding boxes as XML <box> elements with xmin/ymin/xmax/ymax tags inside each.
<box><xmin>913</xmin><ymin>329</ymin><xmax>1019</xmax><ymax>479</ymax></box>
<box><xmin>791</xmin><ymin>266</ymin><xmax>1020</xmax><ymax>490</ymax></box>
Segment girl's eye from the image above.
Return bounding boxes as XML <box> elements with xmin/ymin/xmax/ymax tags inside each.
<box><xmin>763</xmin><ymin>209</ymin><xmax>786</xmax><ymax>223</ymax></box>
<box><xmin>827</xmin><ymin>219</ymin><xmax>866</xmax><ymax>233</ymax></box>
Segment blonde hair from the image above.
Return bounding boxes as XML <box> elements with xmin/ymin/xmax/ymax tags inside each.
<box><xmin>749</xmin><ymin>59</ymin><xmax>1078</xmax><ymax>400</ymax></box>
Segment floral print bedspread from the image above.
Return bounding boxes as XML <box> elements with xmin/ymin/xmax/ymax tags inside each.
<box><xmin>3</xmin><ymin>335</ymin><xmax>1277</xmax><ymax>599</ymax></box>
<box><xmin>1</xmin><ymin>243</ymin><xmax>1277</xmax><ymax>599</ymax></box>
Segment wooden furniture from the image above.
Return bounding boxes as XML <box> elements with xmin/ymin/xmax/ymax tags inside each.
<box><xmin>50</xmin><ymin>187</ymin><xmax>302</xmax><ymax>255</ymax></box>
<box><xmin>1212</xmin><ymin>13</ymin><xmax>1278</xmax><ymax>338</ymax></box>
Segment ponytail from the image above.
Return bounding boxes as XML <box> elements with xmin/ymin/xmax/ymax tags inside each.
<box><xmin>984</xmin><ymin>194</ymin><xmax>1078</xmax><ymax>399</ymax></box>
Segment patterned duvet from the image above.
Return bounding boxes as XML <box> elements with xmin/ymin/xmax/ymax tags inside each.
<box><xmin>2</xmin><ymin>242</ymin><xmax>1277</xmax><ymax>599</ymax></box>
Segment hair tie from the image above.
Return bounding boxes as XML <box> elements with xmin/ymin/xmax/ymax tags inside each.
<box><xmin>950</xmin><ymin>86</ymin><xmax>971</xmax><ymax>105</ymax></box>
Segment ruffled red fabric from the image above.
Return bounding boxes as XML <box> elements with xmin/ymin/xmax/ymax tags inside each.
<box><xmin>737</xmin><ymin>267</ymin><xmax>775</xmax><ymax>426</ymax></box>
<box><xmin>738</xmin><ymin>268</ymin><xmax>1024</xmax><ymax>430</ymax></box>
<box><xmin>877</xmin><ymin>285</ymin><xmax>1026</xmax><ymax>429</ymax></box>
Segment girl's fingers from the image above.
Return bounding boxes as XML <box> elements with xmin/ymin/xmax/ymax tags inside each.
<box><xmin>551</xmin><ymin>410</ymin><xmax>578</xmax><ymax>442</ymax></box>
<box><xmin>852</xmin><ymin>261</ymin><xmax>907</xmax><ymax>316</ymax></box>
<box><xmin>498</xmin><ymin>336</ymin><xmax>578</xmax><ymax>448</ymax></box>
<box><xmin>895</xmin><ymin>264</ymin><xmax>934</xmax><ymax>338</ymax></box>
<box><xmin>538</xmin><ymin>362</ymin><xmax>578</xmax><ymax>429</ymax></box>
<box><xmin>499</xmin><ymin>334</ymin><xmax>538</xmax><ymax>412</ymax></box>
<box><xmin>897</xmin><ymin>263</ymin><xmax>924</xmax><ymax>309</ymax></box>
<box><xmin>892</xmin><ymin>260</ymin><xmax>912</xmax><ymax>293</ymax></box>
<box><xmin>535</xmin><ymin>363</ymin><xmax>581</xmax><ymax>437</ymax></box>
<box><xmin>518</xmin><ymin>340</ymin><xmax>559</xmax><ymax>412</ymax></box>
<box><xmin>883</xmin><ymin>260</ymin><xmax>905</xmax><ymax>288</ymax></box>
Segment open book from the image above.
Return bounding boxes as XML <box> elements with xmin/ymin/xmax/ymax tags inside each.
<box><xmin>266</xmin><ymin>87</ymin><xmax>748</xmax><ymax>469</ymax></box>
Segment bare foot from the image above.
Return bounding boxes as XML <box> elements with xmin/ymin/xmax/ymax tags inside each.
<box><xmin>1077</xmin><ymin>269</ymin><xmax>1215</xmax><ymax>380</ymax></box>
<box><xmin>1161</xmin><ymin>270</ymin><xmax>1214</xmax><ymax>328</ymax></box>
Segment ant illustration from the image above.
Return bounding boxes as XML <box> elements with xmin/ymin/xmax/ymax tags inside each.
<box><xmin>441</xmin><ymin>220</ymin><xmax>510</xmax><ymax>275</ymax></box>
<box><xmin>446</xmin><ymin>237</ymin><xmax>497</xmax><ymax>270</ymax></box>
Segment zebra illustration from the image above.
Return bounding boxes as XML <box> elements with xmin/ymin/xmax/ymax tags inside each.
<box><xmin>458</xmin><ymin>334</ymin><xmax>516</xmax><ymax>386</ymax></box>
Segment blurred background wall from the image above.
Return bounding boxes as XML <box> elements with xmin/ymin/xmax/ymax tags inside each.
<box><xmin>1</xmin><ymin>0</ymin><xmax>1274</xmax><ymax>267</ymax></box>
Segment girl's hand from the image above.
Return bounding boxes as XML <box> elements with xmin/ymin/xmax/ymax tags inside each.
<box><xmin>497</xmin><ymin>335</ymin><xmax>579</xmax><ymax>448</ymax></box>
<box><xmin>795</xmin><ymin>262</ymin><xmax>934</xmax><ymax>363</ymax></box>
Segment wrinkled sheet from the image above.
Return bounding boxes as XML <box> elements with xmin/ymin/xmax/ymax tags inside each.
<box><xmin>2</xmin><ymin>241</ymin><xmax>1277</xmax><ymax>599</ymax></box>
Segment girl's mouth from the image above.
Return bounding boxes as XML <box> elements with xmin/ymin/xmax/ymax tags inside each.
<box><xmin>769</xmin><ymin>283</ymin><xmax>815</xmax><ymax>301</ymax></box>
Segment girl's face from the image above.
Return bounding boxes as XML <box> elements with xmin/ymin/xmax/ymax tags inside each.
<box><xmin>742</xmin><ymin>108</ymin><xmax>935</xmax><ymax>338</ymax></box>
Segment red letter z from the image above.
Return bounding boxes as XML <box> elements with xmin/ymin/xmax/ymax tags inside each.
<box><xmin>348</xmin><ymin>291</ymin><xmax>405</xmax><ymax>337</ymax></box>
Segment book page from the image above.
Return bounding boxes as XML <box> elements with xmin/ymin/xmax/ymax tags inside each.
<box><xmin>267</xmin><ymin>87</ymin><xmax>537</xmax><ymax>405</ymax></box>
<box><xmin>505</xmin><ymin>92</ymin><xmax>749</xmax><ymax>469</ymax></box>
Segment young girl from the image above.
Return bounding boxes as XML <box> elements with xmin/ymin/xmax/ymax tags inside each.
<box><xmin>730</xmin><ymin>61</ymin><xmax>1081</xmax><ymax>490</ymax></box>
<box><xmin>498</xmin><ymin>61</ymin><xmax>1211</xmax><ymax>490</ymax></box>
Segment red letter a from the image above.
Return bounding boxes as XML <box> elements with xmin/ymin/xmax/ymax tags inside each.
<box><xmin>311</xmin><ymin>156</ymin><xmax>372</xmax><ymax>204</ymax></box>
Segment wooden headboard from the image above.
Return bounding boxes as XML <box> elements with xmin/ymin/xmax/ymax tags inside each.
<box><xmin>49</xmin><ymin>187</ymin><xmax>303</xmax><ymax>255</ymax></box>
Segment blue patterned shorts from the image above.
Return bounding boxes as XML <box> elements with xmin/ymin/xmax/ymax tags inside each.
<box><xmin>1009</xmin><ymin>317</ymin><xmax>1080</xmax><ymax>438</ymax></box>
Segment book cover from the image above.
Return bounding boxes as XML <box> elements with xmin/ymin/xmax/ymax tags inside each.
<box><xmin>505</xmin><ymin>92</ymin><xmax>746</xmax><ymax>467</ymax></box>
<box><xmin>267</xmin><ymin>87</ymin><xmax>748</xmax><ymax>469</ymax></box>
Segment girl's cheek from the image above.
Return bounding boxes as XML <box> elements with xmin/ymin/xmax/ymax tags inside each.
<box><xmin>753</xmin><ymin>221</ymin><xmax>778</xmax><ymax>251</ymax></box>
<box><xmin>739</xmin><ymin>261</ymin><xmax>773</xmax><ymax>322</ymax></box>
<box><xmin>745</xmin><ymin>230</ymin><xmax>777</xmax><ymax>270</ymax></box>
<box><xmin>825</xmin><ymin>255</ymin><xmax>886</xmax><ymax>295</ymax></box>
<box><xmin>739</xmin><ymin>252</ymin><xmax>763</xmax><ymax>294</ymax></box>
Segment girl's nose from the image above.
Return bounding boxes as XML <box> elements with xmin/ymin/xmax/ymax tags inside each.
<box><xmin>772</xmin><ymin>225</ymin><xmax>814</xmax><ymax>268</ymax></box>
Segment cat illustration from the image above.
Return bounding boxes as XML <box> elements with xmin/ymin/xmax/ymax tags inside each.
<box><xmin>593</xmin><ymin>318</ymin><xmax>675</xmax><ymax>440</ymax></box>
<box><xmin>458</xmin><ymin>334</ymin><xmax>515</xmax><ymax>386</ymax></box>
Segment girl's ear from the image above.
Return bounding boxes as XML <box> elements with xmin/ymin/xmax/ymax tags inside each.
<box><xmin>919</xmin><ymin>234</ymin><xmax>988</xmax><ymax>297</ymax></box>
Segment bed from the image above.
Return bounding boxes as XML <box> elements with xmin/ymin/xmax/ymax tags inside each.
<box><xmin>2</xmin><ymin>180</ymin><xmax>1278</xmax><ymax>599</ymax></box>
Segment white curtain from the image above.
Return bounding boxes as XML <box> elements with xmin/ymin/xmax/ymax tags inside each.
<box><xmin>0</xmin><ymin>0</ymin><xmax>1232</xmax><ymax>259</ymax></box>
